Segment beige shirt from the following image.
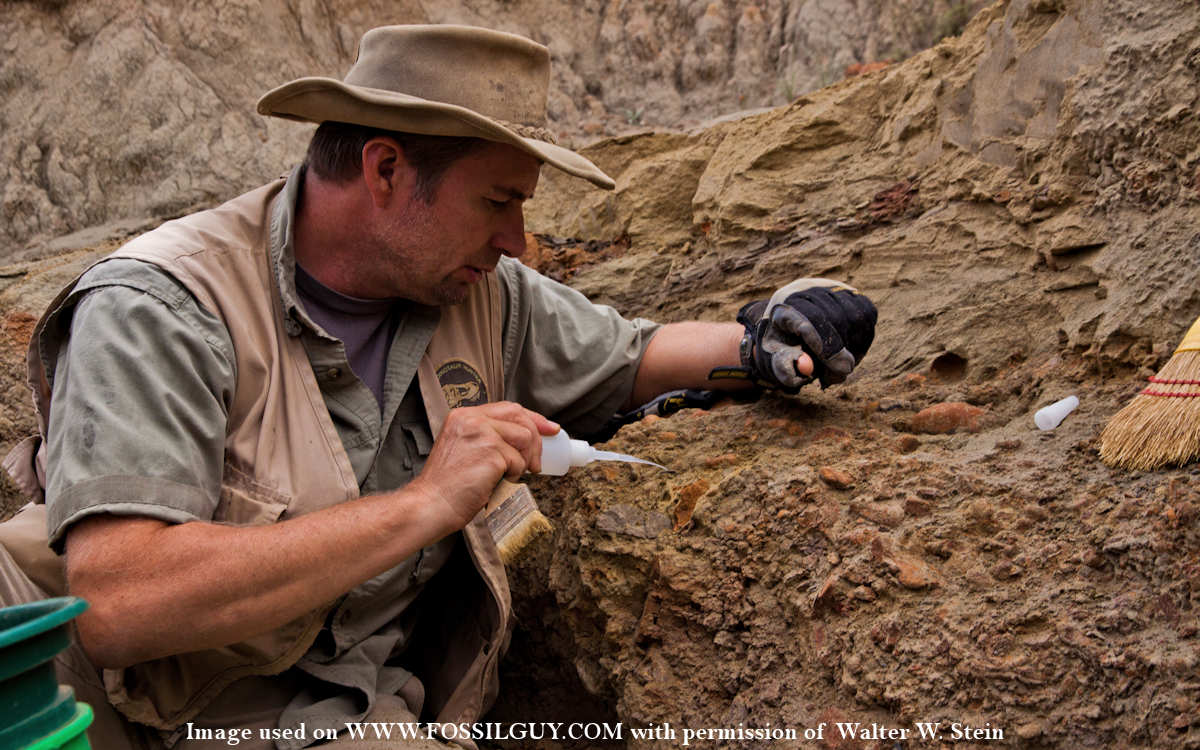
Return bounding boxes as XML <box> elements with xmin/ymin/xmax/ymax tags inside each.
<box><xmin>41</xmin><ymin>166</ymin><xmax>660</xmax><ymax>746</ymax></box>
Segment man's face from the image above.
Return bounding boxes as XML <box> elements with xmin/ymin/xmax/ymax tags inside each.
<box><xmin>367</xmin><ymin>141</ymin><xmax>541</xmax><ymax>305</ymax></box>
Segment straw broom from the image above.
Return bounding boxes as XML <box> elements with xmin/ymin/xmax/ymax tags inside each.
<box><xmin>1100</xmin><ymin>316</ymin><xmax>1200</xmax><ymax>470</ymax></box>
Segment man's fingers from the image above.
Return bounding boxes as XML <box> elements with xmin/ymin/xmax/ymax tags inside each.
<box><xmin>469</xmin><ymin>401</ymin><xmax>558</xmax><ymax>474</ymax></box>
<box><xmin>794</xmin><ymin>352</ymin><xmax>814</xmax><ymax>377</ymax></box>
<box><xmin>420</xmin><ymin>402</ymin><xmax>561</xmax><ymax>530</ymax></box>
<box><xmin>442</xmin><ymin>401</ymin><xmax>559</xmax><ymax>476</ymax></box>
<box><xmin>506</xmin><ymin>408</ymin><xmax>558</xmax><ymax>475</ymax></box>
<box><xmin>489</xmin><ymin>416</ymin><xmax>543</xmax><ymax>475</ymax></box>
<box><xmin>477</xmin><ymin>401</ymin><xmax>559</xmax><ymax>434</ymax></box>
<box><xmin>735</xmin><ymin>278</ymin><xmax>876</xmax><ymax>394</ymax></box>
<box><xmin>494</xmin><ymin>437</ymin><xmax>528</xmax><ymax>481</ymax></box>
<box><xmin>768</xmin><ymin>305</ymin><xmax>831</xmax><ymax>359</ymax></box>
<box><xmin>769</xmin><ymin>346</ymin><xmax>813</xmax><ymax>389</ymax></box>
<box><xmin>527</xmin><ymin>410</ymin><xmax>561</xmax><ymax>436</ymax></box>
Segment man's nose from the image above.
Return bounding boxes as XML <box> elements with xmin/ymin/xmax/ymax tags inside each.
<box><xmin>492</xmin><ymin>210</ymin><xmax>527</xmax><ymax>258</ymax></box>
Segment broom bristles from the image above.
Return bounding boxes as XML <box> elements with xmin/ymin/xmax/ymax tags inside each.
<box><xmin>1100</xmin><ymin>349</ymin><xmax>1200</xmax><ymax>470</ymax></box>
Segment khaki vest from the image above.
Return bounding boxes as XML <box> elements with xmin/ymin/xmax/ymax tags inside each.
<box><xmin>1</xmin><ymin>180</ymin><xmax>516</xmax><ymax>735</ymax></box>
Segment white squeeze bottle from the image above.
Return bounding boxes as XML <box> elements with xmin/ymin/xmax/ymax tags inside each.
<box><xmin>539</xmin><ymin>429</ymin><xmax>669</xmax><ymax>475</ymax></box>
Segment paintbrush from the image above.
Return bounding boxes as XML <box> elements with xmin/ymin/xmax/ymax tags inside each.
<box><xmin>485</xmin><ymin>480</ymin><xmax>553</xmax><ymax>565</ymax></box>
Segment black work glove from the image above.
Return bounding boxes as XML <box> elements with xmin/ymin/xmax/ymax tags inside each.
<box><xmin>722</xmin><ymin>278</ymin><xmax>877</xmax><ymax>392</ymax></box>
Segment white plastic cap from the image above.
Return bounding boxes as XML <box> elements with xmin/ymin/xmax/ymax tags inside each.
<box><xmin>539</xmin><ymin>430</ymin><xmax>598</xmax><ymax>475</ymax></box>
<box><xmin>569</xmin><ymin>438</ymin><xmax>594</xmax><ymax>468</ymax></box>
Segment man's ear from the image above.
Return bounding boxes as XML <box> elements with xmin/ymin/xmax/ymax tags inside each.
<box><xmin>361</xmin><ymin>137</ymin><xmax>412</xmax><ymax>208</ymax></box>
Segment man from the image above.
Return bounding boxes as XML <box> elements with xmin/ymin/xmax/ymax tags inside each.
<box><xmin>0</xmin><ymin>24</ymin><xmax>875</xmax><ymax>750</ymax></box>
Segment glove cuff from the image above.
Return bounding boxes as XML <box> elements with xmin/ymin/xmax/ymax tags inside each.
<box><xmin>706</xmin><ymin>327</ymin><xmax>779</xmax><ymax>393</ymax></box>
<box><xmin>736</xmin><ymin>300</ymin><xmax>765</xmax><ymax>334</ymax></box>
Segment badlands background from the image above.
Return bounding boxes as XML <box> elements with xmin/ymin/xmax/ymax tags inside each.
<box><xmin>2</xmin><ymin>0</ymin><xmax>1199</xmax><ymax>747</ymax></box>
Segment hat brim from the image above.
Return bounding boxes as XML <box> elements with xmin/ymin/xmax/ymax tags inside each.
<box><xmin>257</xmin><ymin>77</ymin><xmax>615</xmax><ymax>190</ymax></box>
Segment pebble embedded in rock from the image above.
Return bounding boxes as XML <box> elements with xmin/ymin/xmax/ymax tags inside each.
<box><xmin>820</xmin><ymin>466</ymin><xmax>855</xmax><ymax>489</ymax></box>
<box><xmin>852</xmin><ymin>500</ymin><xmax>905</xmax><ymax>527</ymax></box>
<box><xmin>1016</xmin><ymin>721</ymin><xmax>1044</xmax><ymax>739</ymax></box>
<box><xmin>991</xmin><ymin>560</ymin><xmax>1022</xmax><ymax>579</ymax></box>
<box><xmin>702</xmin><ymin>452</ymin><xmax>739</xmax><ymax>468</ymax></box>
<box><xmin>887</xmin><ymin>553</ymin><xmax>939</xmax><ymax>589</ymax></box>
<box><xmin>595</xmin><ymin>504</ymin><xmax>672</xmax><ymax>539</ymax></box>
<box><xmin>903</xmin><ymin>496</ymin><xmax>932</xmax><ymax>516</ymax></box>
<box><xmin>909</xmin><ymin>401</ymin><xmax>985</xmax><ymax>433</ymax></box>
<box><xmin>852</xmin><ymin>585</ymin><xmax>876</xmax><ymax>601</ymax></box>
<box><xmin>672</xmin><ymin>479</ymin><xmax>710</xmax><ymax>530</ymax></box>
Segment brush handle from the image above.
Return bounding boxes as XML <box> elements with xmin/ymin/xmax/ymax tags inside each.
<box><xmin>1177</xmin><ymin>316</ymin><xmax>1200</xmax><ymax>354</ymax></box>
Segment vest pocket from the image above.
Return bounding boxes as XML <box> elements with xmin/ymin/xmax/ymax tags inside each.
<box><xmin>213</xmin><ymin>463</ymin><xmax>289</xmax><ymax>526</ymax></box>
<box><xmin>1</xmin><ymin>434</ymin><xmax>46</xmax><ymax>502</ymax></box>
<box><xmin>400</xmin><ymin>421</ymin><xmax>434</xmax><ymax>473</ymax></box>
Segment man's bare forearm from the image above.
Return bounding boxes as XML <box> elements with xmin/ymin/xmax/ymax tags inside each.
<box><xmin>626</xmin><ymin>321</ymin><xmax>812</xmax><ymax>409</ymax></box>
<box><xmin>66</xmin><ymin>401</ymin><xmax>557</xmax><ymax>670</ymax></box>
<box><xmin>66</xmin><ymin>479</ymin><xmax>453</xmax><ymax>669</ymax></box>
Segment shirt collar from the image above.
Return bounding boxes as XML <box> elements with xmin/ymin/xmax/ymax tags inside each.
<box><xmin>270</xmin><ymin>164</ymin><xmax>328</xmax><ymax>338</ymax></box>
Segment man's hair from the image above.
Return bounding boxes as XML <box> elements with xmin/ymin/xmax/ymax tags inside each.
<box><xmin>304</xmin><ymin>121</ymin><xmax>488</xmax><ymax>203</ymax></box>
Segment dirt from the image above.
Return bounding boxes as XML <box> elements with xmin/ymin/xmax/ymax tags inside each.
<box><xmin>494</xmin><ymin>0</ymin><xmax>1200</xmax><ymax>746</ymax></box>
<box><xmin>499</xmin><ymin>352</ymin><xmax>1200</xmax><ymax>748</ymax></box>
<box><xmin>3</xmin><ymin>0</ymin><xmax>1200</xmax><ymax>747</ymax></box>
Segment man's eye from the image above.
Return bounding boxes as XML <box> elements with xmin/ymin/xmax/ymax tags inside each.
<box><xmin>486</xmin><ymin>198</ymin><xmax>508</xmax><ymax>209</ymax></box>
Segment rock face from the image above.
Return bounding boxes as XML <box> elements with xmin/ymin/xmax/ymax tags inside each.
<box><xmin>0</xmin><ymin>0</ymin><xmax>987</xmax><ymax>255</ymax></box>
<box><xmin>525</xmin><ymin>0</ymin><xmax>1200</xmax><ymax>381</ymax></box>
<box><xmin>502</xmin><ymin>0</ymin><xmax>1200</xmax><ymax>746</ymax></box>
<box><xmin>3</xmin><ymin>0</ymin><xmax>1200</xmax><ymax>748</ymax></box>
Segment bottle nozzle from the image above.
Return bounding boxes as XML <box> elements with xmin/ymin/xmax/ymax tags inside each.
<box><xmin>538</xmin><ymin>430</ymin><xmax>669</xmax><ymax>475</ymax></box>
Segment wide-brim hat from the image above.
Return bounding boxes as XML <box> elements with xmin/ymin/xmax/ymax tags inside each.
<box><xmin>257</xmin><ymin>24</ymin><xmax>614</xmax><ymax>190</ymax></box>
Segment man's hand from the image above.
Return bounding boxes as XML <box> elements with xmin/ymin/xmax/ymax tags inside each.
<box><xmin>736</xmin><ymin>278</ymin><xmax>877</xmax><ymax>391</ymax></box>
<box><xmin>409</xmin><ymin>402</ymin><xmax>559</xmax><ymax>533</ymax></box>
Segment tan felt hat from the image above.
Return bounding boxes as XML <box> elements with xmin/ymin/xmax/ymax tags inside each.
<box><xmin>257</xmin><ymin>24</ymin><xmax>615</xmax><ymax>190</ymax></box>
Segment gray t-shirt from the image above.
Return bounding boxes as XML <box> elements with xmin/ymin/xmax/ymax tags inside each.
<box><xmin>294</xmin><ymin>261</ymin><xmax>401</xmax><ymax>410</ymax></box>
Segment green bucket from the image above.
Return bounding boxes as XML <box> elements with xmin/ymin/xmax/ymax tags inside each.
<box><xmin>0</xmin><ymin>597</ymin><xmax>93</xmax><ymax>750</ymax></box>
<box><xmin>23</xmin><ymin>703</ymin><xmax>93</xmax><ymax>750</ymax></box>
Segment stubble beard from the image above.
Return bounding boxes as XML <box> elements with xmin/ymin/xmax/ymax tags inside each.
<box><xmin>369</xmin><ymin>207</ymin><xmax>438</xmax><ymax>305</ymax></box>
<box><xmin>371</xmin><ymin>200</ymin><xmax>480</xmax><ymax>307</ymax></box>
<box><xmin>371</xmin><ymin>245</ymin><xmax>474</xmax><ymax>307</ymax></box>
<box><xmin>434</xmin><ymin>284</ymin><xmax>470</xmax><ymax>306</ymax></box>
<box><xmin>371</xmin><ymin>245</ymin><xmax>470</xmax><ymax>306</ymax></box>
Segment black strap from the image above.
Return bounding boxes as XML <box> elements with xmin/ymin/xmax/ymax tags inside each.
<box><xmin>582</xmin><ymin>388</ymin><xmax>744</xmax><ymax>443</ymax></box>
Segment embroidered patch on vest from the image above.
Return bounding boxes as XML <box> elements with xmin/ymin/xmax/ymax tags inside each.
<box><xmin>437</xmin><ymin>359</ymin><xmax>489</xmax><ymax>408</ymax></box>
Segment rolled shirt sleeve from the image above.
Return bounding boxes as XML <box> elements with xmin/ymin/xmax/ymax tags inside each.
<box><xmin>496</xmin><ymin>257</ymin><xmax>661</xmax><ymax>437</ymax></box>
<box><xmin>43</xmin><ymin>260</ymin><xmax>235</xmax><ymax>551</ymax></box>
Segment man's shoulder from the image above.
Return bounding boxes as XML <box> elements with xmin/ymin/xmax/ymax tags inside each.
<box><xmin>75</xmin><ymin>258</ymin><xmax>196</xmax><ymax>312</ymax></box>
<box><xmin>495</xmin><ymin>255</ymin><xmax>572</xmax><ymax>296</ymax></box>
<box><xmin>117</xmin><ymin>179</ymin><xmax>286</xmax><ymax>261</ymax></box>
<box><xmin>69</xmin><ymin>258</ymin><xmax>234</xmax><ymax>358</ymax></box>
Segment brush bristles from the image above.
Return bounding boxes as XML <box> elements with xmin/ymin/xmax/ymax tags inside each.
<box><xmin>495</xmin><ymin>510</ymin><xmax>554</xmax><ymax>566</ymax></box>
<box><xmin>1100</xmin><ymin>349</ymin><xmax>1200</xmax><ymax>470</ymax></box>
